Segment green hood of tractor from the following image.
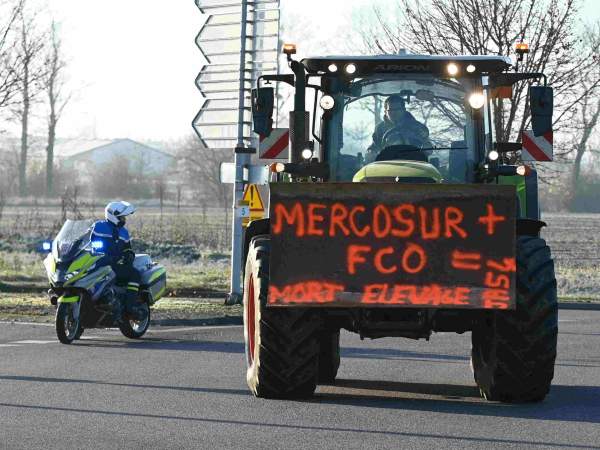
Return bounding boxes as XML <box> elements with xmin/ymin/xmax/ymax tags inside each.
<box><xmin>352</xmin><ymin>160</ymin><xmax>442</xmax><ymax>183</ymax></box>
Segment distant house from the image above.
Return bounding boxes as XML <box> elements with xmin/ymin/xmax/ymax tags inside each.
<box><xmin>58</xmin><ymin>138</ymin><xmax>176</xmax><ymax>177</ymax></box>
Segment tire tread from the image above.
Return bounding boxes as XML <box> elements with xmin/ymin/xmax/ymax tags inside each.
<box><xmin>472</xmin><ymin>236</ymin><xmax>558</xmax><ymax>403</ymax></box>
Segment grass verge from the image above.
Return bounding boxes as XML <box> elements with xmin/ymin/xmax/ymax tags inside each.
<box><xmin>0</xmin><ymin>250</ymin><xmax>230</xmax><ymax>297</ymax></box>
<box><xmin>0</xmin><ymin>293</ymin><xmax>241</xmax><ymax>324</ymax></box>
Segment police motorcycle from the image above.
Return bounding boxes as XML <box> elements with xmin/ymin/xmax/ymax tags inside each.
<box><xmin>43</xmin><ymin>219</ymin><xmax>167</xmax><ymax>344</ymax></box>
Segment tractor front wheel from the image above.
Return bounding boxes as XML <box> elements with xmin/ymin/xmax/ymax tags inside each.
<box><xmin>471</xmin><ymin>236</ymin><xmax>558</xmax><ymax>403</ymax></box>
<box><xmin>244</xmin><ymin>236</ymin><xmax>320</xmax><ymax>399</ymax></box>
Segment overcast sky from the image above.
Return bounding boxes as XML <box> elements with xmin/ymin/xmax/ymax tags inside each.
<box><xmin>44</xmin><ymin>0</ymin><xmax>600</xmax><ymax>143</ymax></box>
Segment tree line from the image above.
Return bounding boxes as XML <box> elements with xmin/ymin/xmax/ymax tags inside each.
<box><xmin>0</xmin><ymin>0</ymin><xmax>69</xmax><ymax>198</ymax></box>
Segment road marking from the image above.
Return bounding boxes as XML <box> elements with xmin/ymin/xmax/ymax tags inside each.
<box><xmin>0</xmin><ymin>321</ymin><xmax>54</xmax><ymax>327</ymax></box>
<box><xmin>149</xmin><ymin>325</ymin><xmax>242</xmax><ymax>334</ymax></box>
<box><xmin>11</xmin><ymin>340</ymin><xmax>56</xmax><ymax>345</ymax></box>
<box><xmin>0</xmin><ymin>322</ymin><xmax>243</xmax><ymax>333</ymax></box>
<box><xmin>0</xmin><ymin>344</ymin><xmax>20</xmax><ymax>347</ymax></box>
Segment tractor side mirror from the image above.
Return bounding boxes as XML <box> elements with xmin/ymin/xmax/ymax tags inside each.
<box><xmin>251</xmin><ymin>87</ymin><xmax>274</xmax><ymax>137</ymax></box>
<box><xmin>529</xmin><ymin>86</ymin><xmax>553</xmax><ymax>136</ymax></box>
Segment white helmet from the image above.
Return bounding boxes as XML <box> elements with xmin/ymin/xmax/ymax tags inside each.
<box><xmin>105</xmin><ymin>201</ymin><xmax>136</xmax><ymax>227</ymax></box>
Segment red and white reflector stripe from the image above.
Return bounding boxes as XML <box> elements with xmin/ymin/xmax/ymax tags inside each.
<box><xmin>259</xmin><ymin>128</ymin><xmax>289</xmax><ymax>160</ymax></box>
<box><xmin>522</xmin><ymin>130</ymin><xmax>553</xmax><ymax>162</ymax></box>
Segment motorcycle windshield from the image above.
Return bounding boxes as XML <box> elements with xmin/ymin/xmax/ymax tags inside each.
<box><xmin>52</xmin><ymin>219</ymin><xmax>95</xmax><ymax>261</ymax></box>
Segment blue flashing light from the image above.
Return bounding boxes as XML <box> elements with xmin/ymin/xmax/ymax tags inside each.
<box><xmin>91</xmin><ymin>240</ymin><xmax>104</xmax><ymax>250</ymax></box>
<box><xmin>42</xmin><ymin>241</ymin><xmax>52</xmax><ymax>251</ymax></box>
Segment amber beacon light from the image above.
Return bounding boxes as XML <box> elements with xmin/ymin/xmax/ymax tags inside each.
<box><xmin>282</xmin><ymin>43</ymin><xmax>297</xmax><ymax>55</ymax></box>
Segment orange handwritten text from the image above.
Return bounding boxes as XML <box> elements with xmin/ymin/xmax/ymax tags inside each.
<box><xmin>478</xmin><ymin>203</ymin><xmax>506</xmax><ymax>235</ymax></box>
<box><xmin>482</xmin><ymin>288</ymin><xmax>510</xmax><ymax>309</ymax></box>
<box><xmin>271</xmin><ymin>202</ymin><xmax>468</xmax><ymax>240</ymax></box>
<box><xmin>361</xmin><ymin>284</ymin><xmax>472</xmax><ymax>306</ymax></box>
<box><xmin>451</xmin><ymin>250</ymin><xmax>482</xmax><ymax>271</ymax></box>
<box><xmin>486</xmin><ymin>258</ymin><xmax>516</xmax><ymax>272</ymax></box>
<box><xmin>272</xmin><ymin>202</ymin><xmax>304</xmax><ymax>236</ymax></box>
<box><xmin>306</xmin><ymin>203</ymin><xmax>327</xmax><ymax>236</ymax></box>
<box><xmin>444</xmin><ymin>206</ymin><xmax>467</xmax><ymax>238</ymax></box>
<box><xmin>269</xmin><ymin>281</ymin><xmax>345</xmax><ymax>304</ymax></box>
<box><xmin>346</xmin><ymin>243</ymin><xmax>428</xmax><ymax>275</ymax></box>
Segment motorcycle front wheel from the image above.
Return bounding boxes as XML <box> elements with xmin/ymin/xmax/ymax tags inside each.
<box><xmin>56</xmin><ymin>302</ymin><xmax>80</xmax><ymax>344</ymax></box>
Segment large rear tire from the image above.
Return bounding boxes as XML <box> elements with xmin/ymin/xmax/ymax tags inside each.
<box><xmin>56</xmin><ymin>302</ymin><xmax>80</xmax><ymax>345</ymax></box>
<box><xmin>244</xmin><ymin>236</ymin><xmax>320</xmax><ymax>399</ymax></box>
<box><xmin>317</xmin><ymin>330</ymin><xmax>340</xmax><ymax>384</ymax></box>
<box><xmin>471</xmin><ymin>236</ymin><xmax>558</xmax><ymax>403</ymax></box>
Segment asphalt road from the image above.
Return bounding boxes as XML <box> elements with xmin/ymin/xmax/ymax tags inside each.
<box><xmin>1</xmin><ymin>310</ymin><xmax>599</xmax><ymax>450</ymax></box>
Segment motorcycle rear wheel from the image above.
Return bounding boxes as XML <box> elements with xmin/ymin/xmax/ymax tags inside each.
<box><xmin>119</xmin><ymin>303</ymin><xmax>150</xmax><ymax>339</ymax></box>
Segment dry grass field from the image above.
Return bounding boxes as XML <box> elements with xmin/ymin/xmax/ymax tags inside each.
<box><xmin>0</xmin><ymin>203</ymin><xmax>231</xmax><ymax>251</ymax></box>
<box><xmin>542</xmin><ymin>213</ymin><xmax>600</xmax><ymax>301</ymax></box>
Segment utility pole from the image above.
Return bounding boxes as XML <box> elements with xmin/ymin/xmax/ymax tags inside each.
<box><xmin>193</xmin><ymin>0</ymin><xmax>280</xmax><ymax>303</ymax></box>
<box><xmin>230</xmin><ymin>0</ymin><xmax>253</xmax><ymax>304</ymax></box>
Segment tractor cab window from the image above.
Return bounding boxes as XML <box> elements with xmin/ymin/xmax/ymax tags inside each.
<box><xmin>324</xmin><ymin>74</ymin><xmax>479</xmax><ymax>182</ymax></box>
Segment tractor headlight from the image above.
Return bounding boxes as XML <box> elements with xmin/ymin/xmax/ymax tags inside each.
<box><xmin>447</xmin><ymin>63</ymin><xmax>459</xmax><ymax>76</ymax></box>
<box><xmin>488</xmin><ymin>150</ymin><xmax>499</xmax><ymax>161</ymax></box>
<box><xmin>301</xmin><ymin>149</ymin><xmax>313</xmax><ymax>160</ymax></box>
<box><xmin>319</xmin><ymin>95</ymin><xmax>335</xmax><ymax>110</ymax></box>
<box><xmin>270</xmin><ymin>162</ymin><xmax>286</xmax><ymax>173</ymax></box>
<box><xmin>466</xmin><ymin>64</ymin><xmax>476</xmax><ymax>73</ymax></box>
<box><xmin>328</xmin><ymin>63</ymin><xmax>338</xmax><ymax>73</ymax></box>
<box><xmin>345</xmin><ymin>63</ymin><xmax>357</xmax><ymax>75</ymax></box>
<box><xmin>468</xmin><ymin>92</ymin><xmax>485</xmax><ymax>109</ymax></box>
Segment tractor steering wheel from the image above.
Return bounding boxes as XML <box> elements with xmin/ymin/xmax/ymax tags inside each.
<box><xmin>375</xmin><ymin>145</ymin><xmax>428</xmax><ymax>162</ymax></box>
<box><xmin>382</xmin><ymin>125</ymin><xmax>425</xmax><ymax>148</ymax></box>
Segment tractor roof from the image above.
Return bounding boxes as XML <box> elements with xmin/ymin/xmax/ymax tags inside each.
<box><xmin>302</xmin><ymin>54</ymin><xmax>512</xmax><ymax>75</ymax></box>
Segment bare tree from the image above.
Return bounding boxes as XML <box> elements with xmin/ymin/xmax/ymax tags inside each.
<box><xmin>42</xmin><ymin>21</ymin><xmax>70</xmax><ymax>197</ymax></box>
<box><xmin>0</xmin><ymin>144</ymin><xmax>20</xmax><ymax>195</ymax></box>
<box><xmin>176</xmin><ymin>134</ymin><xmax>232</xmax><ymax>226</ymax></box>
<box><xmin>0</xmin><ymin>0</ymin><xmax>23</xmax><ymax>114</ymax></box>
<box><xmin>569</xmin><ymin>96</ymin><xmax>600</xmax><ymax>198</ymax></box>
<box><xmin>559</xmin><ymin>23</ymin><xmax>600</xmax><ymax>208</ymax></box>
<box><xmin>352</xmin><ymin>0</ymin><xmax>600</xmax><ymax>166</ymax></box>
<box><xmin>13</xmin><ymin>3</ymin><xmax>48</xmax><ymax>196</ymax></box>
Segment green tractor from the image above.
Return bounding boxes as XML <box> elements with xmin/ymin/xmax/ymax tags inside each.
<box><xmin>243</xmin><ymin>44</ymin><xmax>557</xmax><ymax>402</ymax></box>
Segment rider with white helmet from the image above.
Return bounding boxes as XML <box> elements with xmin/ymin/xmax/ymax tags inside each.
<box><xmin>91</xmin><ymin>201</ymin><xmax>141</xmax><ymax>324</ymax></box>
<box><xmin>105</xmin><ymin>201</ymin><xmax>136</xmax><ymax>229</ymax></box>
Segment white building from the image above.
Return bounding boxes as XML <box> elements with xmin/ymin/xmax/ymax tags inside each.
<box><xmin>58</xmin><ymin>138</ymin><xmax>176</xmax><ymax>176</ymax></box>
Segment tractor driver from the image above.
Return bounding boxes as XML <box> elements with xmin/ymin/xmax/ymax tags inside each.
<box><xmin>91</xmin><ymin>201</ymin><xmax>143</xmax><ymax>324</ymax></box>
<box><xmin>366</xmin><ymin>94</ymin><xmax>431</xmax><ymax>162</ymax></box>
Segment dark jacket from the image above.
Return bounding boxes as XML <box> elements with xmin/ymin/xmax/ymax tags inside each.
<box><xmin>91</xmin><ymin>220</ymin><xmax>133</xmax><ymax>265</ymax></box>
<box><xmin>367</xmin><ymin>112</ymin><xmax>430</xmax><ymax>159</ymax></box>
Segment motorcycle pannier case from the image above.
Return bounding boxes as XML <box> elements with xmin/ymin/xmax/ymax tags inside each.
<box><xmin>140</xmin><ymin>266</ymin><xmax>166</xmax><ymax>304</ymax></box>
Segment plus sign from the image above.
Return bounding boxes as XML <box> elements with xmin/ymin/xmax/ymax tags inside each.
<box><xmin>478</xmin><ymin>203</ymin><xmax>506</xmax><ymax>235</ymax></box>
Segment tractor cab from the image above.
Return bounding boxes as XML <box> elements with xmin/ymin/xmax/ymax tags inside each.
<box><xmin>253</xmin><ymin>50</ymin><xmax>551</xmax><ymax>191</ymax></box>
<box><xmin>308</xmin><ymin>55</ymin><xmax>510</xmax><ymax>184</ymax></box>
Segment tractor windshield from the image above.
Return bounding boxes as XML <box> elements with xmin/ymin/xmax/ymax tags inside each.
<box><xmin>323</xmin><ymin>74</ymin><xmax>481</xmax><ymax>182</ymax></box>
